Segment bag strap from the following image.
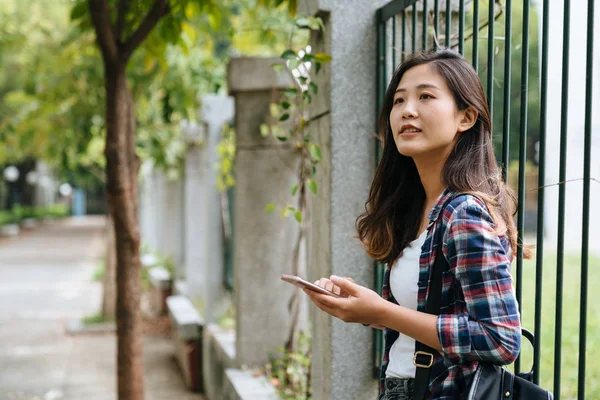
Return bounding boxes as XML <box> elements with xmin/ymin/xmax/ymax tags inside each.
<box><xmin>413</xmin><ymin>226</ymin><xmax>446</xmax><ymax>400</ymax></box>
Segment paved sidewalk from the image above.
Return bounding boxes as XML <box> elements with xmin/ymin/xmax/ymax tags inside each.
<box><xmin>0</xmin><ymin>217</ymin><xmax>203</xmax><ymax>400</ymax></box>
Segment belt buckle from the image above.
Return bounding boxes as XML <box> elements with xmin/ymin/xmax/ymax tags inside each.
<box><xmin>413</xmin><ymin>351</ymin><xmax>434</xmax><ymax>368</ymax></box>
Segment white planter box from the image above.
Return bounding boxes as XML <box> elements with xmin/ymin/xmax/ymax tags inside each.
<box><xmin>21</xmin><ymin>218</ymin><xmax>39</xmax><ymax>229</ymax></box>
<box><xmin>0</xmin><ymin>224</ymin><xmax>20</xmax><ymax>237</ymax></box>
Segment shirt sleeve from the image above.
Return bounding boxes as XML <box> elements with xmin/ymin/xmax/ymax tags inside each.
<box><xmin>436</xmin><ymin>197</ymin><xmax>521</xmax><ymax>365</ymax></box>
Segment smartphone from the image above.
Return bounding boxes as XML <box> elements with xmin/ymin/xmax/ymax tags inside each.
<box><xmin>280</xmin><ymin>274</ymin><xmax>342</xmax><ymax>297</ymax></box>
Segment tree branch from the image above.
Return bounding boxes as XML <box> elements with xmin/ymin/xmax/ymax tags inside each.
<box><xmin>88</xmin><ymin>0</ymin><xmax>119</xmax><ymax>63</ymax></box>
<box><xmin>121</xmin><ymin>0</ymin><xmax>170</xmax><ymax>61</ymax></box>
<box><xmin>116</xmin><ymin>0</ymin><xmax>131</xmax><ymax>42</ymax></box>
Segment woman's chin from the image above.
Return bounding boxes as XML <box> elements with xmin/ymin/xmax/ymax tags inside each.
<box><xmin>395</xmin><ymin>143</ymin><xmax>424</xmax><ymax>158</ymax></box>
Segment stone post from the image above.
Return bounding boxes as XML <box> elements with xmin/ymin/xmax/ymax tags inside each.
<box><xmin>228</xmin><ymin>57</ymin><xmax>302</xmax><ymax>367</ymax></box>
<box><xmin>298</xmin><ymin>1</ymin><xmax>389</xmax><ymax>399</ymax></box>
<box><xmin>155</xmin><ymin>172</ymin><xmax>186</xmax><ymax>280</ymax></box>
<box><xmin>183</xmin><ymin>94</ymin><xmax>235</xmax><ymax>322</ymax></box>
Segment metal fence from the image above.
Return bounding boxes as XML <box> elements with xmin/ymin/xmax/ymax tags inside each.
<box><xmin>375</xmin><ymin>1</ymin><xmax>596</xmax><ymax>399</ymax></box>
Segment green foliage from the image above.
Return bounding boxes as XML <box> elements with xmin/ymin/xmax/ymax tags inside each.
<box><xmin>217</xmin><ymin>302</ymin><xmax>236</xmax><ymax>330</ymax></box>
<box><xmin>0</xmin><ymin>204</ymin><xmax>70</xmax><ymax>226</ymax></box>
<box><xmin>260</xmin><ymin>16</ymin><xmax>331</xmax><ymax>223</ymax></box>
<box><xmin>82</xmin><ymin>312</ymin><xmax>114</xmax><ymax>325</ymax></box>
<box><xmin>92</xmin><ymin>259</ymin><xmax>106</xmax><ymax>282</ymax></box>
<box><xmin>216</xmin><ymin>124</ymin><xmax>236</xmax><ymax>192</ymax></box>
<box><xmin>266</xmin><ymin>330</ymin><xmax>312</xmax><ymax>400</ymax></box>
<box><xmin>0</xmin><ymin>0</ymin><xmax>303</xmax><ymax>190</ymax></box>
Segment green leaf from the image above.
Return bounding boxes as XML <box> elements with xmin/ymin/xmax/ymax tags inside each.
<box><xmin>265</xmin><ymin>203</ymin><xmax>276</xmax><ymax>214</ymax></box>
<box><xmin>282</xmin><ymin>88</ymin><xmax>298</xmax><ymax>98</ymax></box>
<box><xmin>288</xmin><ymin>59</ymin><xmax>301</xmax><ymax>70</ymax></box>
<box><xmin>281</xmin><ymin>101</ymin><xmax>291</xmax><ymax>109</ymax></box>
<box><xmin>279</xmin><ymin>113</ymin><xmax>290</xmax><ymax>122</ymax></box>
<box><xmin>271</xmin><ymin>63</ymin><xmax>285</xmax><ymax>73</ymax></box>
<box><xmin>270</xmin><ymin>103</ymin><xmax>280</xmax><ymax>118</ymax></box>
<box><xmin>276</xmin><ymin>135</ymin><xmax>288</xmax><ymax>142</ymax></box>
<box><xmin>310</xmin><ymin>82</ymin><xmax>318</xmax><ymax>95</ymax></box>
<box><xmin>70</xmin><ymin>2</ymin><xmax>88</xmax><ymax>21</ymax></box>
<box><xmin>282</xmin><ymin>206</ymin><xmax>296</xmax><ymax>217</ymax></box>
<box><xmin>307</xmin><ymin>179</ymin><xmax>318</xmax><ymax>195</ymax></box>
<box><xmin>260</xmin><ymin>124</ymin><xmax>270</xmax><ymax>137</ymax></box>
<box><xmin>315</xmin><ymin>53</ymin><xmax>332</xmax><ymax>63</ymax></box>
<box><xmin>290</xmin><ymin>184</ymin><xmax>299</xmax><ymax>196</ymax></box>
<box><xmin>309</xmin><ymin>144</ymin><xmax>322</xmax><ymax>162</ymax></box>
<box><xmin>281</xmin><ymin>50</ymin><xmax>297</xmax><ymax>60</ymax></box>
<box><xmin>315</xmin><ymin>62</ymin><xmax>322</xmax><ymax>74</ymax></box>
<box><xmin>294</xmin><ymin>210</ymin><xmax>303</xmax><ymax>223</ymax></box>
<box><xmin>295</xmin><ymin>18</ymin><xmax>311</xmax><ymax>27</ymax></box>
<box><xmin>311</xmin><ymin>166</ymin><xmax>317</xmax><ymax>176</ymax></box>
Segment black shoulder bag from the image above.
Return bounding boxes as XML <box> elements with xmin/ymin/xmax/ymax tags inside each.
<box><xmin>412</xmin><ymin>228</ymin><xmax>554</xmax><ymax>400</ymax></box>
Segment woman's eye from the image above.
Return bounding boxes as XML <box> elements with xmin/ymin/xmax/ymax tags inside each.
<box><xmin>420</xmin><ymin>94</ymin><xmax>433</xmax><ymax>100</ymax></box>
<box><xmin>393</xmin><ymin>97</ymin><xmax>404</xmax><ymax>105</ymax></box>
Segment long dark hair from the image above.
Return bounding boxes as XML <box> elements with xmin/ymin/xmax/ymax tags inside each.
<box><xmin>356</xmin><ymin>50</ymin><xmax>520</xmax><ymax>265</ymax></box>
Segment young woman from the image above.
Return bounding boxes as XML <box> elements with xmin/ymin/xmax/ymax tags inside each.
<box><xmin>303</xmin><ymin>50</ymin><xmax>522</xmax><ymax>399</ymax></box>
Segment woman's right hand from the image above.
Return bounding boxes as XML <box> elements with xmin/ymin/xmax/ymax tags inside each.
<box><xmin>313</xmin><ymin>276</ymin><xmax>386</xmax><ymax>330</ymax></box>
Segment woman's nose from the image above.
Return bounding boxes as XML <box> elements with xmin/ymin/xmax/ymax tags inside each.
<box><xmin>401</xmin><ymin>100</ymin><xmax>417</xmax><ymax>119</ymax></box>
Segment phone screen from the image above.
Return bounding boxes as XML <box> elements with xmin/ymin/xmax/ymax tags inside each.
<box><xmin>280</xmin><ymin>274</ymin><xmax>341</xmax><ymax>297</ymax></box>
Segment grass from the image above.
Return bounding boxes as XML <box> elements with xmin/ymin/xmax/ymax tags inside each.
<box><xmin>92</xmin><ymin>260</ymin><xmax>105</xmax><ymax>281</ymax></box>
<box><xmin>516</xmin><ymin>251</ymin><xmax>600</xmax><ymax>399</ymax></box>
<box><xmin>82</xmin><ymin>312</ymin><xmax>114</xmax><ymax>325</ymax></box>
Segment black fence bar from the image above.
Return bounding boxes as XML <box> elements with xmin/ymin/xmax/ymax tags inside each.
<box><xmin>515</xmin><ymin>0</ymin><xmax>530</xmax><ymax>375</ymax></box>
<box><xmin>501</xmin><ymin>0</ymin><xmax>512</xmax><ymax>182</ymax></box>
<box><xmin>413</xmin><ymin>3</ymin><xmax>417</xmax><ymax>53</ymax></box>
<box><xmin>487</xmin><ymin>1</ymin><xmax>494</xmax><ymax>113</ymax></box>
<box><xmin>445</xmin><ymin>0</ymin><xmax>451</xmax><ymax>47</ymax></box>
<box><xmin>393</xmin><ymin>16</ymin><xmax>397</xmax><ymax>69</ymax></box>
<box><xmin>380</xmin><ymin>0</ymin><xmax>419</xmax><ymax>22</ymax></box>
<box><xmin>487</xmin><ymin>0</ymin><xmax>494</xmax><ymax>119</ymax></box>
<box><xmin>578</xmin><ymin>1</ymin><xmax>594</xmax><ymax>398</ymax></box>
<box><xmin>434</xmin><ymin>0</ymin><xmax>439</xmax><ymax>50</ymax></box>
<box><xmin>533</xmin><ymin>0</ymin><xmax>549</xmax><ymax>386</ymax></box>
<box><xmin>423</xmin><ymin>0</ymin><xmax>428</xmax><ymax>50</ymax></box>
<box><xmin>473</xmin><ymin>0</ymin><xmax>479</xmax><ymax>70</ymax></box>
<box><xmin>555</xmin><ymin>0</ymin><xmax>571</xmax><ymax>397</ymax></box>
<box><xmin>402</xmin><ymin>10</ymin><xmax>406</xmax><ymax>62</ymax></box>
<box><xmin>459</xmin><ymin>0</ymin><xmax>465</xmax><ymax>54</ymax></box>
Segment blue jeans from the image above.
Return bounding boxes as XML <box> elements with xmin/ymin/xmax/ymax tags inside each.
<box><xmin>381</xmin><ymin>377</ymin><xmax>415</xmax><ymax>400</ymax></box>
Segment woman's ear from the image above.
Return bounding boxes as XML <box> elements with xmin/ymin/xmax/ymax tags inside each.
<box><xmin>457</xmin><ymin>107</ymin><xmax>478</xmax><ymax>133</ymax></box>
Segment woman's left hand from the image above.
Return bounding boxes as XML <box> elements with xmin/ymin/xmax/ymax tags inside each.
<box><xmin>304</xmin><ymin>275</ymin><xmax>387</xmax><ymax>326</ymax></box>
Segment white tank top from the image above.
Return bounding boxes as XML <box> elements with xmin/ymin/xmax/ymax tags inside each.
<box><xmin>385</xmin><ymin>230</ymin><xmax>427</xmax><ymax>379</ymax></box>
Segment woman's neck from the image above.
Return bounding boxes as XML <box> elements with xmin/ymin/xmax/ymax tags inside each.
<box><xmin>413</xmin><ymin>154</ymin><xmax>446</xmax><ymax>203</ymax></box>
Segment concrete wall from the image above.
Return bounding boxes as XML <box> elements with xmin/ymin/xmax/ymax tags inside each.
<box><xmin>183</xmin><ymin>95</ymin><xmax>235</xmax><ymax>323</ymax></box>
<box><xmin>298</xmin><ymin>1</ymin><xmax>390</xmax><ymax>399</ymax></box>
<box><xmin>228</xmin><ymin>57</ymin><xmax>306</xmax><ymax>368</ymax></box>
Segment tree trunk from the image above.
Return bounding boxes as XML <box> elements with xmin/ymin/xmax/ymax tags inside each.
<box><xmin>104</xmin><ymin>61</ymin><xmax>144</xmax><ymax>400</ymax></box>
<box><xmin>102</xmin><ymin>213</ymin><xmax>117</xmax><ymax>320</ymax></box>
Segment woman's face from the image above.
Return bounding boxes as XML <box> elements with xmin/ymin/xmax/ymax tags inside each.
<box><xmin>389</xmin><ymin>64</ymin><xmax>469</xmax><ymax>159</ymax></box>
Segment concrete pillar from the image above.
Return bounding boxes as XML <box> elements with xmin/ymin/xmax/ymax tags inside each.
<box><xmin>297</xmin><ymin>1</ymin><xmax>389</xmax><ymax>399</ymax></box>
<box><xmin>228</xmin><ymin>57</ymin><xmax>302</xmax><ymax>367</ymax></box>
<box><xmin>155</xmin><ymin>171</ymin><xmax>186</xmax><ymax>279</ymax></box>
<box><xmin>183</xmin><ymin>94</ymin><xmax>235</xmax><ymax>323</ymax></box>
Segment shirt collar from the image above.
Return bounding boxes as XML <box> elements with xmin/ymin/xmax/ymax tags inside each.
<box><xmin>427</xmin><ymin>187</ymin><xmax>457</xmax><ymax>222</ymax></box>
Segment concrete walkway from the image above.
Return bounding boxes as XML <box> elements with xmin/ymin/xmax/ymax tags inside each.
<box><xmin>0</xmin><ymin>217</ymin><xmax>203</xmax><ymax>400</ymax></box>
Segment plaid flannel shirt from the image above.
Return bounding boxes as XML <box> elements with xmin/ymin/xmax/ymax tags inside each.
<box><xmin>379</xmin><ymin>188</ymin><xmax>521</xmax><ymax>399</ymax></box>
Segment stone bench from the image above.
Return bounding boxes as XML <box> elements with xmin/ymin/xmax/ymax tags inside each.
<box><xmin>167</xmin><ymin>295</ymin><xmax>204</xmax><ymax>392</ymax></box>
<box><xmin>148</xmin><ymin>266</ymin><xmax>172</xmax><ymax>316</ymax></box>
<box><xmin>223</xmin><ymin>368</ymin><xmax>280</xmax><ymax>400</ymax></box>
<box><xmin>203</xmin><ymin>323</ymin><xmax>236</xmax><ymax>400</ymax></box>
